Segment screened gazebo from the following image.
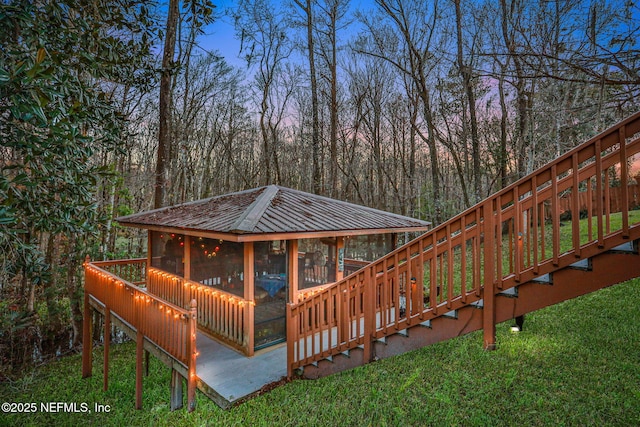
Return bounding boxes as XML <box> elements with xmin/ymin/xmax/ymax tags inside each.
<box><xmin>116</xmin><ymin>185</ymin><xmax>431</xmax><ymax>355</ymax></box>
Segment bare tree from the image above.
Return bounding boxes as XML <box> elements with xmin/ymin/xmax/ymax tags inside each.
<box><xmin>292</xmin><ymin>0</ymin><xmax>322</xmax><ymax>193</ymax></box>
<box><xmin>453</xmin><ymin>0</ymin><xmax>481</xmax><ymax>202</ymax></box>
<box><xmin>315</xmin><ymin>0</ymin><xmax>350</xmax><ymax>197</ymax></box>
<box><xmin>234</xmin><ymin>0</ymin><xmax>293</xmax><ymax>185</ymax></box>
<box><xmin>358</xmin><ymin>0</ymin><xmax>445</xmax><ymax>222</ymax></box>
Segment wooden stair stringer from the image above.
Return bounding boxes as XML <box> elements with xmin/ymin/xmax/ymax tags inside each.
<box><xmin>374</xmin><ymin>307</ymin><xmax>484</xmax><ymax>360</ymax></box>
<box><xmin>494</xmin><ymin>247</ymin><xmax>640</xmax><ymax>324</ymax></box>
<box><xmin>302</xmin><ymin>347</ymin><xmax>365</xmax><ymax>380</ymax></box>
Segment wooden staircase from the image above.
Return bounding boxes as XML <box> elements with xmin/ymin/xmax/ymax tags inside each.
<box><xmin>286</xmin><ymin>111</ymin><xmax>640</xmax><ymax>380</ymax></box>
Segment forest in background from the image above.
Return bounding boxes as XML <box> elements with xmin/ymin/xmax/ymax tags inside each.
<box><xmin>1</xmin><ymin>0</ymin><xmax>638</xmax><ymax>377</ymax></box>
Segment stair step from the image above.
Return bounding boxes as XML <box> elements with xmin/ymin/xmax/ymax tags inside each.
<box><xmin>442</xmin><ymin>310</ymin><xmax>458</xmax><ymax>319</ymax></box>
<box><xmin>470</xmin><ymin>299</ymin><xmax>484</xmax><ymax>308</ymax></box>
<box><xmin>498</xmin><ymin>287</ymin><xmax>518</xmax><ymax>298</ymax></box>
<box><xmin>420</xmin><ymin>320</ymin><xmax>432</xmax><ymax>328</ymax></box>
<box><xmin>568</xmin><ymin>258</ymin><xmax>591</xmax><ymax>271</ymax></box>
<box><xmin>609</xmin><ymin>241</ymin><xmax>638</xmax><ymax>254</ymax></box>
<box><xmin>531</xmin><ymin>273</ymin><xmax>553</xmax><ymax>284</ymax></box>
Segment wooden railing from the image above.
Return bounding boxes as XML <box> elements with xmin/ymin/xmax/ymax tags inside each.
<box><xmin>83</xmin><ymin>259</ymin><xmax>197</xmax><ymax>410</ymax></box>
<box><xmin>147</xmin><ymin>267</ymin><xmax>249</xmax><ymax>352</ymax></box>
<box><xmin>558</xmin><ymin>182</ymin><xmax>640</xmax><ymax>217</ymax></box>
<box><xmin>97</xmin><ymin>258</ymin><xmax>147</xmax><ymax>286</ymax></box>
<box><xmin>287</xmin><ymin>111</ymin><xmax>640</xmax><ymax>375</ymax></box>
<box><xmin>295</xmin><ymin>259</ymin><xmax>383</xmax><ymax>303</ymax></box>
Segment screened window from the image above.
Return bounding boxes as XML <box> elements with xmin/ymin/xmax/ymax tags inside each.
<box><xmin>344</xmin><ymin>234</ymin><xmax>395</xmax><ymax>262</ymax></box>
<box><xmin>190</xmin><ymin>237</ymin><xmax>244</xmax><ymax>298</ymax></box>
<box><xmin>298</xmin><ymin>238</ymin><xmax>337</xmax><ymax>289</ymax></box>
<box><xmin>150</xmin><ymin>231</ymin><xmax>185</xmax><ymax>277</ymax></box>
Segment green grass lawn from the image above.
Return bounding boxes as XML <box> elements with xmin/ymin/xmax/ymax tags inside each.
<box><xmin>1</xmin><ymin>275</ymin><xmax>639</xmax><ymax>426</ymax></box>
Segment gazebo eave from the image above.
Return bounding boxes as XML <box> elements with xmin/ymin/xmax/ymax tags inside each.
<box><xmin>120</xmin><ymin>222</ymin><xmax>430</xmax><ymax>243</ymax></box>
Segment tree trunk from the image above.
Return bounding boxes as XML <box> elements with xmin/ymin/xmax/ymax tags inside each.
<box><xmin>66</xmin><ymin>236</ymin><xmax>83</xmax><ymax>347</ymax></box>
<box><xmin>295</xmin><ymin>0</ymin><xmax>322</xmax><ymax>194</ymax></box>
<box><xmin>454</xmin><ymin>0</ymin><xmax>481</xmax><ymax>202</ymax></box>
<box><xmin>498</xmin><ymin>69</ymin><xmax>509</xmax><ymax>189</ymax></box>
<box><xmin>155</xmin><ymin>0</ymin><xmax>179</xmax><ymax>209</ymax></box>
<box><xmin>328</xmin><ymin>3</ymin><xmax>338</xmax><ymax>197</ymax></box>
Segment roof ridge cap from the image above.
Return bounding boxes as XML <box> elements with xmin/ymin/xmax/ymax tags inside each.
<box><xmin>230</xmin><ymin>185</ymin><xmax>279</xmax><ymax>233</ymax></box>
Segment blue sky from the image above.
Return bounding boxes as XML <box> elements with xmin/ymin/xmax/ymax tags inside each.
<box><xmin>197</xmin><ymin>0</ymin><xmax>378</xmax><ymax>69</ymax></box>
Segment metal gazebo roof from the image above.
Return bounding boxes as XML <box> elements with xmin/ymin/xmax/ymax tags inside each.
<box><xmin>117</xmin><ymin>185</ymin><xmax>431</xmax><ymax>242</ymax></box>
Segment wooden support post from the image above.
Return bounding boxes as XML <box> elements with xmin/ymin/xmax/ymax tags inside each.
<box><xmin>135</xmin><ymin>330</ymin><xmax>144</xmax><ymax>409</ymax></box>
<box><xmin>243</xmin><ymin>242</ymin><xmax>255</xmax><ymax>355</ymax></box>
<box><xmin>103</xmin><ymin>306</ymin><xmax>110</xmax><ymax>391</ymax></box>
<box><xmin>335</xmin><ymin>237</ymin><xmax>344</xmax><ymax>282</ymax></box>
<box><xmin>187</xmin><ymin>299</ymin><xmax>197</xmax><ymax>412</ymax></box>
<box><xmin>288</xmin><ymin>240</ymin><xmax>299</xmax><ymax>303</ymax></box>
<box><xmin>184</xmin><ymin>235</ymin><xmax>191</xmax><ymax>281</ymax></box>
<box><xmin>147</xmin><ymin>232</ymin><xmax>152</xmax><ymax>279</ymax></box>
<box><xmin>482</xmin><ymin>200</ymin><xmax>497</xmax><ymax>350</ymax></box>
<box><xmin>170</xmin><ymin>369</ymin><xmax>183</xmax><ymax>411</ymax></box>
<box><xmin>82</xmin><ymin>294</ymin><xmax>93</xmax><ymax>378</ymax></box>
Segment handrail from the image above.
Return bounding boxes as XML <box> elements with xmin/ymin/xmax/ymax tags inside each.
<box><xmin>84</xmin><ymin>259</ymin><xmax>198</xmax><ymax>410</ymax></box>
<box><xmin>147</xmin><ymin>267</ymin><xmax>250</xmax><ymax>351</ymax></box>
<box><xmin>95</xmin><ymin>258</ymin><xmax>147</xmax><ymax>286</ymax></box>
<box><xmin>85</xmin><ymin>261</ymin><xmax>194</xmax><ymax>366</ymax></box>
<box><xmin>287</xmin><ymin>111</ymin><xmax>640</xmax><ymax>375</ymax></box>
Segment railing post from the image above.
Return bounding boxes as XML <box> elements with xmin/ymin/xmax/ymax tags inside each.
<box><xmin>363</xmin><ymin>267</ymin><xmax>375</xmax><ymax>363</ymax></box>
<box><xmin>286</xmin><ymin>303</ymin><xmax>294</xmax><ymax>378</ymax></box>
<box><xmin>187</xmin><ymin>299</ymin><xmax>197</xmax><ymax>412</ymax></box>
<box><xmin>482</xmin><ymin>200</ymin><xmax>497</xmax><ymax>350</ymax></box>
<box><xmin>135</xmin><ymin>291</ymin><xmax>144</xmax><ymax>410</ymax></box>
<box><xmin>571</xmin><ymin>153</ymin><xmax>581</xmax><ymax>257</ymax></box>
<box><xmin>619</xmin><ymin>125</ymin><xmax>630</xmax><ymax>237</ymax></box>
<box><xmin>82</xmin><ymin>256</ymin><xmax>92</xmax><ymax>378</ymax></box>
<box><xmin>551</xmin><ymin>165</ymin><xmax>560</xmax><ymax>265</ymax></box>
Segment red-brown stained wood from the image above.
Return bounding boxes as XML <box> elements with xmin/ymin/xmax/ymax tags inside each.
<box><xmin>288</xmin><ymin>111</ymin><xmax>640</xmax><ymax>374</ymax></box>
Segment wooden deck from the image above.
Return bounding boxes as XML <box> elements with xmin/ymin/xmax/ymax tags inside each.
<box><xmin>86</xmin><ymin>293</ymin><xmax>287</xmax><ymax>409</ymax></box>
<box><xmin>196</xmin><ymin>331</ymin><xmax>286</xmax><ymax>408</ymax></box>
